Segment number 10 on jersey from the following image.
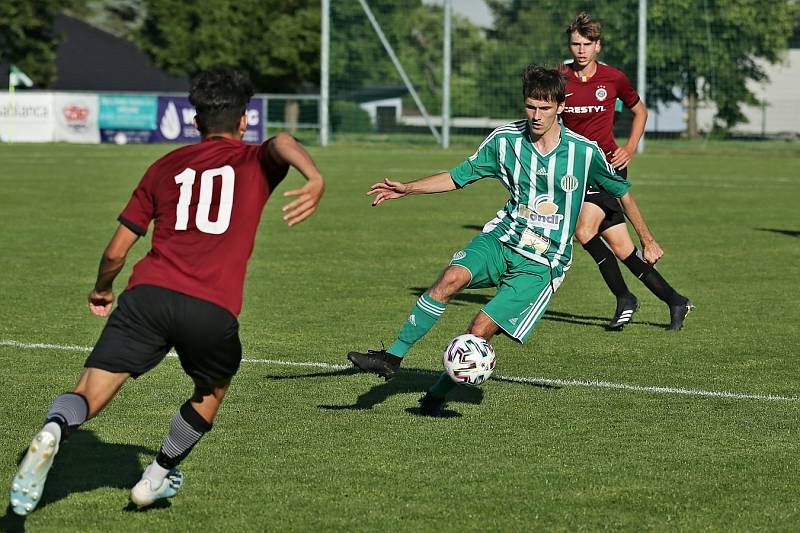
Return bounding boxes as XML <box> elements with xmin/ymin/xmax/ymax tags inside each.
<box><xmin>174</xmin><ymin>165</ymin><xmax>235</xmax><ymax>235</ymax></box>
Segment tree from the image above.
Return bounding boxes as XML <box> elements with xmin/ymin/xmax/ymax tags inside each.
<box><xmin>330</xmin><ymin>1</ymin><xmax>485</xmax><ymax>116</ymax></box>
<box><xmin>0</xmin><ymin>0</ymin><xmax>67</xmax><ymax>88</ymax></box>
<box><xmin>644</xmin><ymin>0</ymin><xmax>798</xmax><ymax>135</ymax></box>
<box><xmin>136</xmin><ymin>0</ymin><xmax>320</xmax><ymax>91</ymax></box>
<box><xmin>484</xmin><ymin>0</ymin><xmax>798</xmax><ymax>134</ymax></box>
<box><xmin>65</xmin><ymin>0</ymin><xmax>146</xmax><ymax>39</ymax></box>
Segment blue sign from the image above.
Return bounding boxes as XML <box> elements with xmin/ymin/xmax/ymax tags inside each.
<box><xmin>152</xmin><ymin>96</ymin><xmax>263</xmax><ymax>144</ymax></box>
<box><xmin>98</xmin><ymin>95</ymin><xmax>157</xmax><ymax>129</ymax></box>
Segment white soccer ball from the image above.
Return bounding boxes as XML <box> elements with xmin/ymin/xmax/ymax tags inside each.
<box><xmin>443</xmin><ymin>334</ymin><xmax>496</xmax><ymax>386</ymax></box>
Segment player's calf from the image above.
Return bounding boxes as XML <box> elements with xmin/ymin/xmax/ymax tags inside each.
<box><xmin>132</xmin><ymin>400</ymin><xmax>212</xmax><ymax>508</ymax></box>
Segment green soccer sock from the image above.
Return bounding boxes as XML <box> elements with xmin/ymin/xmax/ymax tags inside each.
<box><xmin>386</xmin><ymin>293</ymin><xmax>447</xmax><ymax>357</ymax></box>
<box><xmin>429</xmin><ymin>372</ymin><xmax>457</xmax><ymax>398</ymax></box>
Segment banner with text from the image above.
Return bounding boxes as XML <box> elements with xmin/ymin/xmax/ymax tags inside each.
<box><xmin>99</xmin><ymin>95</ymin><xmax>157</xmax><ymax>144</ymax></box>
<box><xmin>0</xmin><ymin>92</ymin><xmax>55</xmax><ymax>142</ymax></box>
<box><xmin>153</xmin><ymin>96</ymin><xmax>264</xmax><ymax>144</ymax></box>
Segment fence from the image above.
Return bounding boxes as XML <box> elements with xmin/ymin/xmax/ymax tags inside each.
<box><xmin>324</xmin><ymin>0</ymin><xmax>800</xmax><ymax>146</ymax></box>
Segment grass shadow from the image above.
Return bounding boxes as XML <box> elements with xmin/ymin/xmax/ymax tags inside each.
<box><xmin>542</xmin><ymin>309</ymin><xmax>669</xmax><ymax>330</ymax></box>
<box><xmin>754</xmin><ymin>227</ymin><xmax>800</xmax><ymax>238</ymax></box>
<box><xmin>1</xmin><ymin>430</ymin><xmax>154</xmax><ymax>528</ymax></box>
<box><xmin>265</xmin><ymin>363</ymin><xmax>562</xmax><ymax>415</ymax></box>
<box><xmin>408</xmin><ymin>287</ymin><xmax>490</xmax><ymax>306</ymax></box>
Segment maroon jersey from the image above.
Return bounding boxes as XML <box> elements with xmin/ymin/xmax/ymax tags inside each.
<box><xmin>559</xmin><ymin>62</ymin><xmax>640</xmax><ymax>158</ymax></box>
<box><xmin>118</xmin><ymin>136</ymin><xmax>287</xmax><ymax>317</ymax></box>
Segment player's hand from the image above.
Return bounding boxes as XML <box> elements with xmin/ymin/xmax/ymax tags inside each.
<box><xmin>611</xmin><ymin>144</ymin><xmax>635</xmax><ymax>170</ymax></box>
<box><xmin>642</xmin><ymin>240</ymin><xmax>664</xmax><ymax>264</ymax></box>
<box><xmin>88</xmin><ymin>289</ymin><xmax>115</xmax><ymax>317</ymax></box>
<box><xmin>367</xmin><ymin>178</ymin><xmax>409</xmax><ymax>206</ymax></box>
<box><xmin>282</xmin><ymin>178</ymin><xmax>324</xmax><ymax>226</ymax></box>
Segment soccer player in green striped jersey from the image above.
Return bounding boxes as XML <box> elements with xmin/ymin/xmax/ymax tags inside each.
<box><xmin>347</xmin><ymin>65</ymin><xmax>656</xmax><ymax>416</ymax></box>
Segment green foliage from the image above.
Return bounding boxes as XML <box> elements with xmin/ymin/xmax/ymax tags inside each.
<box><xmin>330</xmin><ymin>100</ymin><xmax>373</xmax><ymax>133</ymax></box>
<box><xmin>645</xmin><ymin>0</ymin><xmax>798</xmax><ymax>129</ymax></box>
<box><xmin>485</xmin><ymin>0</ymin><xmax>798</xmax><ymax>129</ymax></box>
<box><xmin>136</xmin><ymin>0</ymin><xmax>320</xmax><ymax>91</ymax></box>
<box><xmin>0</xmin><ymin>0</ymin><xmax>67</xmax><ymax>88</ymax></box>
<box><xmin>331</xmin><ymin>1</ymin><xmax>486</xmax><ymax>117</ymax></box>
<box><xmin>64</xmin><ymin>0</ymin><xmax>146</xmax><ymax>38</ymax></box>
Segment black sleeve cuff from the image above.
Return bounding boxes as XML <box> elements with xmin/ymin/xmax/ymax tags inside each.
<box><xmin>118</xmin><ymin>215</ymin><xmax>146</xmax><ymax>236</ymax></box>
<box><xmin>262</xmin><ymin>136</ymin><xmax>291</xmax><ymax>191</ymax></box>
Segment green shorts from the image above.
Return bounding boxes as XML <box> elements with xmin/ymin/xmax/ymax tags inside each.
<box><xmin>449</xmin><ymin>233</ymin><xmax>565</xmax><ymax>343</ymax></box>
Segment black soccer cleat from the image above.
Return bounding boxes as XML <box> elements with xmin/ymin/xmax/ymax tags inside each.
<box><xmin>606</xmin><ymin>294</ymin><xmax>640</xmax><ymax>331</ymax></box>
<box><xmin>347</xmin><ymin>349</ymin><xmax>402</xmax><ymax>380</ymax></box>
<box><xmin>667</xmin><ymin>299</ymin><xmax>694</xmax><ymax>331</ymax></box>
<box><xmin>417</xmin><ymin>393</ymin><xmax>447</xmax><ymax>417</ymax></box>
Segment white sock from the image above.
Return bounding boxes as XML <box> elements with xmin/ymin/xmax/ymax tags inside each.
<box><xmin>143</xmin><ymin>461</ymin><xmax>170</xmax><ymax>488</ymax></box>
<box><xmin>42</xmin><ymin>421</ymin><xmax>62</xmax><ymax>454</ymax></box>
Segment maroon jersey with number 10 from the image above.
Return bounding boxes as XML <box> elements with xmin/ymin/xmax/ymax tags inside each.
<box><xmin>559</xmin><ymin>62</ymin><xmax>640</xmax><ymax>158</ymax></box>
<box><xmin>118</xmin><ymin>136</ymin><xmax>287</xmax><ymax>317</ymax></box>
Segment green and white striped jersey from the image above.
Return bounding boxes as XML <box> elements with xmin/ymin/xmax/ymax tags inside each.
<box><xmin>449</xmin><ymin>120</ymin><xmax>630</xmax><ymax>270</ymax></box>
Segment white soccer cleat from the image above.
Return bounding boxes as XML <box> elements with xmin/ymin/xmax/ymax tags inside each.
<box><xmin>10</xmin><ymin>429</ymin><xmax>58</xmax><ymax>516</ymax></box>
<box><xmin>130</xmin><ymin>468</ymin><xmax>184</xmax><ymax>508</ymax></box>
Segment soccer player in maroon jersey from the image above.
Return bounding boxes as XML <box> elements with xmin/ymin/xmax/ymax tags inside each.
<box><xmin>560</xmin><ymin>13</ymin><xmax>693</xmax><ymax>331</ymax></box>
<box><xmin>9</xmin><ymin>66</ymin><xmax>324</xmax><ymax>515</ymax></box>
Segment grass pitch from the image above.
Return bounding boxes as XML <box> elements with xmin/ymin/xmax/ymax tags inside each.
<box><xmin>0</xmin><ymin>139</ymin><xmax>799</xmax><ymax>532</ymax></box>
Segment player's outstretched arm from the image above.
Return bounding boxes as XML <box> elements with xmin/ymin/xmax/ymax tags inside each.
<box><xmin>88</xmin><ymin>225</ymin><xmax>139</xmax><ymax>317</ymax></box>
<box><xmin>618</xmin><ymin>192</ymin><xmax>663</xmax><ymax>264</ymax></box>
<box><xmin>266</xmin><ymin>133</ymin><xmax>325</xmax><ymax>226</ymax></box>
<box><xmin>367</xmin><ymin>172</ymin><xmax>456</xmax><ymax>207</ymax></box>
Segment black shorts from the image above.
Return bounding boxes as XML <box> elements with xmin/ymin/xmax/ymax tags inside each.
<box><xmin>86</xmin><ymin>285</ymin><xmax>242</xmax><ymax>386</ymax></box>
<box><xmin>584</xmin><ymin>166</ymin><xmax>627</xmax><ymax>233</ymax></box>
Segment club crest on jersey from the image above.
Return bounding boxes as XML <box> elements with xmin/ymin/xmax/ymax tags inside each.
<box><xmin>595</xmin><ymin>85</ymin><xmax>608</xmax><ymax>101</ymax></box>
<box><xmin>560</xmin><ymin>174</ymin><xmax>579</xmax><ymax>193</ymax></box>
<box><xmin>452</xmin><ymin>250</ymin><xmax>466</xmax><ymax>261</ymax></box>
<box><xmin>530</xmin><ymin>195</ymin><xmax>564</xmax><ymax>231</ymax></box>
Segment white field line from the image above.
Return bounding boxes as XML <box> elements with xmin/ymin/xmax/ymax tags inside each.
<box><xmin>2</xmin><ymin>338</ymin><xmax>797</xmax><ymax>402</ymax></box>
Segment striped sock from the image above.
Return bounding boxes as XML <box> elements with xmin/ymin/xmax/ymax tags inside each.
<box><xmin>45</xmin><ymin>392</ymin><xmax>89</xmax><ymax>443</ymax></box>
<box><xmin>155</xmin><ymin>401</ymin><xmax>212</xmax><ymax>469</ymax></box>
<box><xmin>387</xmin><ymin>293</ymin><xmax>447</xmax><ymax>357</ymax></box>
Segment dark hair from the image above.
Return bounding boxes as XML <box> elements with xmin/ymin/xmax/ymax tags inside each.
<box><xmin>189</xmin><ymin>66</ymin><xmax>255</xmax><ymax>135</ymax></box>
<box><xmin>566</xmin><ymin>12</ymin><xmax>601</xmax><ymax>42</ymax></box>
<box><xmin>522</xmin><ymin>65</ymin><xmax>566</xmax><ymax>103</ymax></box>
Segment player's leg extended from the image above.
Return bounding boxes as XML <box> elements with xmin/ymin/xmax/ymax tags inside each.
<box><xmin>420</xmin><ymin>258</ymin><xmax>560</xmax><ymax>416</ymax></box>
<box><xmin>392</xmin><ymin>264</ymin><xmax>468</xmax><ymax>356</ymax></box>
<box><xmin>577</xmin><ymin>202</ymin><xmax>639</xmax><ymax>330</ymax></box>
<box><xmin>347</xmin><ymin>265</ymin><xmax>466</xmax><ymax>379</ymax></box>
<box><xmin>603</xmin><ymin>223</ymin><xmax>694</xmax><ymax>331</ymax></box>
<box><xmin>131</xmin><ymin>294</ymin><xmax>241</xmax><ymax>508</ymax></box>
<box><xmin>131</xmin><ymin>382</ymin><xmax>227</xmax><ymax>508</ymax></box>
<box><xmin>10</xmin><ymin>368</ymin><xmax>129</xmax><ymax>516</ymax></box>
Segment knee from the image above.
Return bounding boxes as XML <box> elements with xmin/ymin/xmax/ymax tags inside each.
<box><xmin>603</xmin><ymin>234</ymin><xmax>635</xmax><ymax>259</ymax></box>
<box><xmin>468</xmin><ymin>313</ymin><xmax>499</xmax><ymax>340</ymax></box>
<box><xmin>468</xmin><ymin>323</ymin><xmax>495</xmax><ymax>339</ymax></box>
<box><xmin>574</xmin><ymin>225</ymin><xmax>596</xmax><ymax>245</ymax></box>
<box><xmin>429</xmin><ymin>266</ymin><xmax>470</xmax><ymax>302</ymax></box>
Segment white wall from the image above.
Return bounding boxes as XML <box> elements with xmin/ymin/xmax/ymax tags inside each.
<box><xmin>698</xmin><ymin>49</ymin><xmax>800</xmax><ymax>135</ymax></box>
